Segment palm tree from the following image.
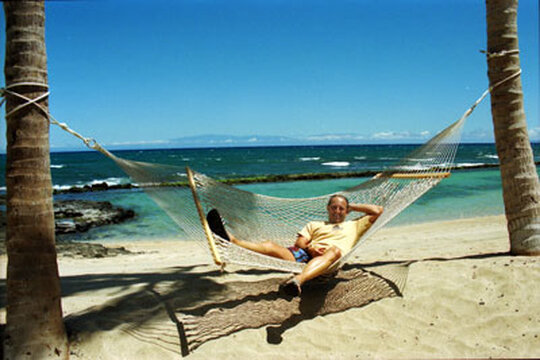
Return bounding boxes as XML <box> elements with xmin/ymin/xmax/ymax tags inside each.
<box><xmin>3</xmin><ymin>1</ymin><xmax>69</xmax><ymax>358</ymax></box>
<box><xmin>486</xmin><ymin>0</ymin><xmax>540</xmax><ymax>255</ymax></box>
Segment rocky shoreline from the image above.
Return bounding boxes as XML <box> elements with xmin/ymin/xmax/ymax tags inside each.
<box><xmin>0</xmin><ymin>199</ymin><xmax>136</xmax><ymax>258</ymax></box>
<box><xmin>52</xmin><ymin>162</ymin><xmax>540</xmax><ymax>195</ymax></box>
<box><xmin>54</xmin><ymin>200</ymin><xmax>135</xmax><ymax>235</ymax></box>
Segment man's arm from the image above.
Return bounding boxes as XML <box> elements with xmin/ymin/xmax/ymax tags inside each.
<box><xmin>294</xmin><ymin>234</ymin><xmax>311</xmax><ymax>249</ymax></box>
<box><xmin>296</xmin><ymin>224</ymin><xmax>325</xmax><ymax>257</ymax></box>
<box><xmin>348</xmin><ymin>203</ymin><xmax>383</xmax><ymax>223</ymax></box>
<box><xmin>296</xmin><ymin>234</ymin><xmax>327</xmax><ymax>258</ymax></box>
<box><xmin>348</xmin><ymin>203</ymin><xmax>383</xmax><ymax>216</ymax></box>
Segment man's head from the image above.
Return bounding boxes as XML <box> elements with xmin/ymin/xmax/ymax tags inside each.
<box><xmin>327</xmin><ymin>195</ymin><xmax>349</xmax><ymax>224</ymax></box>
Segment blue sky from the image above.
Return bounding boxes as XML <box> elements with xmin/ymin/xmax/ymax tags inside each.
<box><xmin>0</xmin><ymin>0</ymin><xmax>538</xmax><ymax>151</ymax></box>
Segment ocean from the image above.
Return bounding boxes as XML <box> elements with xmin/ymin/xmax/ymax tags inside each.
<box><xmin>1</xmin><ymin>143</ymin><xmax>539</xmax><ymax>242</ymax></box>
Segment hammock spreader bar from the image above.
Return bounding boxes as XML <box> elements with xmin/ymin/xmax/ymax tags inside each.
<box><xmin>186</xmin><ymin>166</ymin><xmax>223</xmax><ymax>266</ymax></box>
<box><xmin>376</xmin><ymin>172</ymin><xmax>451</xmax><ymax>179</ymax></box>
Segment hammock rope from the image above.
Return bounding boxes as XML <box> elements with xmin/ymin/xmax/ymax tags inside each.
<box><xmin>0</xmin><ymin>69</ymin><xmax>522</xmax><ymax>272</ymax></box>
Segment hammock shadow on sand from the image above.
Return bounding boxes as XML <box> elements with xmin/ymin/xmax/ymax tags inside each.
<box><xmin>155</xmin><ymin>263</ymin><xmax>409</xmax><ymax>356</ymax></box>
<box><xmin>65</xmin><ymin>262</ymin><xmax>408</xmax><ymax>356</ymax></box>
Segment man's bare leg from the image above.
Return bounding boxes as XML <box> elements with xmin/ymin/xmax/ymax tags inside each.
<box><xmin>295</xmin><ymin>246</ymin><xmax>341</xmax><ymax>285</ymax></box>
<box><xmin>280</xmin><ymin>246</ymin><xmax>341</xmax><ymax>296</ymax></box>
<box><xmin>230</xmin><ymin>235</ymin><xmax>296</xmax><ymax>262</ymax></box>
<box><xmin>207</xmin><ymin>209</ymin><xmax>295</xmax><ymax>261</ymax></box>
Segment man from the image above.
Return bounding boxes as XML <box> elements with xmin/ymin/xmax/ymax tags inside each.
<box><xmin>207</xmin><ymin>194</ymin><xmax>383</xmax><ymax>296</ymax></box>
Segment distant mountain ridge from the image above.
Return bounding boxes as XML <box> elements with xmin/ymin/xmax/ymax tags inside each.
<box><xmin>30</xmin><ymin>128</ymin><xmax>540</xmax><ymax>153</ymax></box>
<box><xmin>103</xmin><ymin>132</ymin><xmax>435</xmax><ymax>150</ymax></box>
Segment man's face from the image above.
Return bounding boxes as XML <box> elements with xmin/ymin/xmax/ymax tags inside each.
<box><xmin>327</xmin><ymin>197</ymin><xmax>349</xmax><ymax>224</ymax></box>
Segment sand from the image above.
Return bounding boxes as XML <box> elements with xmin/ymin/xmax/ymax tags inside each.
<box><xmin>1</xmin><ymin>215</ymin><xmax>539</xmax><ymax>359</ymax></box>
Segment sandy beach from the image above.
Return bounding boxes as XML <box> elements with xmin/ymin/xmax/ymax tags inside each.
<box><xmin>1</xmin><ymin>215</ymin><xmax>539</xmax><ymax>359</ymax></box>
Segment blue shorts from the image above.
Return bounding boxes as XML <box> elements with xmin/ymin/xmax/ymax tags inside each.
<box><xmin>287</xmin><ymin>246</ymin><xmax>312</xmax><ymax>263</ymax></box>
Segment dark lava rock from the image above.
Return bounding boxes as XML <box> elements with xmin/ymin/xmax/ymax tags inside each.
<box><xmin>0</xmin><ymin>199</ymin><xmax>137</xmax><ymax>258</ymax></box>
<box><xmin>53</xmin><ymin>182</ymin><xmax>137</xmax><ymax>194</ymax></box>
<box><xmin>55</xmin><ymin>241</ymin><xmax>133</xmax><ymax>258</ymax></box>
<box><xmin>54</xmin><ymin>200</ymin><xmax>136</xmax><ymax>234</ymax></box>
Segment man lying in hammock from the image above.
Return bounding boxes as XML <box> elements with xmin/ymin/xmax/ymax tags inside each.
<box><xmin>206</xmin><ymin>194</ymin><xmax>383</xmax><ymax>297</ymax></box>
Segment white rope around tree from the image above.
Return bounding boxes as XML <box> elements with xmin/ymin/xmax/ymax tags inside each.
<box><xmin>1</xmin><ymin>82</ymin><xmax>117</xmax><ymax>159</ymax></box>
<box><xmin>480</xmin><ymin>48</ymin><xmax>520</xmax><ymax>58</ymax></box>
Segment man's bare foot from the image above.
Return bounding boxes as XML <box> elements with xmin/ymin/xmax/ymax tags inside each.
<box><xmin>279</xmin><ymin>277</ymin><xmax>302</xmax><ymax>297</ymax></box>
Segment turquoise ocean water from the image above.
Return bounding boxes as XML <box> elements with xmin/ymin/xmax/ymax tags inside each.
<box><xmin>0</xmin><ymin>143</ymin><xmax>539</xmax><ymax>242</ymax></box>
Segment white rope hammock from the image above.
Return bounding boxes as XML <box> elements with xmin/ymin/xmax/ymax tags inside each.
<box><xmin>0</xmin><ymin>67</ymin><xmax>522</xmax><ymax>273</ymax></box>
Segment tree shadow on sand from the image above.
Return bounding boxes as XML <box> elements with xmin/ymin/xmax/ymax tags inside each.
<box><xmin>64</xmin><ymin>262</ymin><xmax>409</xmax><ymax>356</ymax></box>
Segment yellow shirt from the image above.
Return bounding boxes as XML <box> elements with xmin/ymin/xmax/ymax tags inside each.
<box><xmin>298</xmin><ymin>216</ymin><xmax>373</xmax><ymax>254</ymax></box>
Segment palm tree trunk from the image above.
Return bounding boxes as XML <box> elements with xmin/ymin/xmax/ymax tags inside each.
<box><xmin>486</xmin><ymin>0</ymin><xmax>540</xmax><ymax>255</ymax></box>
<box><xmin>3</xmin><ymin>1</ymin><xmax>69</xmax><ymax>358</ymax></box>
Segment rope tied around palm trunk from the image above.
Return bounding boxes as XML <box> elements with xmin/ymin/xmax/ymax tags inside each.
<box><xmin>0</xmin><ymin>81</ymin><xmax>116</xmax><ymax>159</ymax></box>
<box><xmin>480</xmin><ymin>48</ymin><xmax>520</xmax><ymax>58</ymax></box>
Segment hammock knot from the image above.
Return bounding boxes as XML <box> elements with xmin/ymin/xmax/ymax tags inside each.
<box><xmin>83</xmin><ymin>137</ymin><xmax>98</xmax><ymax>148</ymax></box>
<box><xmin>57</xmin><ymin>122</ymin><xmax>70</xmax><ymax>131</ymax></box>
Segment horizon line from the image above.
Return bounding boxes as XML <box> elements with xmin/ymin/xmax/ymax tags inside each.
<box><xmin>1</xmin><ymin>140</ymin><xmax>535</xmax><ymax>156</ymax></box>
